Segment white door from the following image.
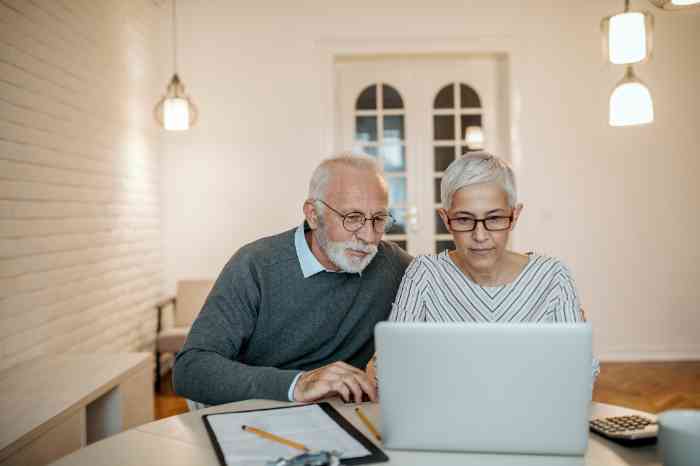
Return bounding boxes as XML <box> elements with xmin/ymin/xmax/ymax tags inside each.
<box><xmin>336</xmin><ymin>56</ymin><xmax>503</xmax><ymax>255</ymax></box>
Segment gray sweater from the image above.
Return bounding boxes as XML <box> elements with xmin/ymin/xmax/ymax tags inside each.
<box><xmin>172</xmin><ymin>225</ymin><xmax>412</xmax><ymax>404</ymax></box>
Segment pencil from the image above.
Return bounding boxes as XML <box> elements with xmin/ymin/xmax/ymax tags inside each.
<box><xmin>355</xmin><ymin>407</ymin><xmax>382</xmax><ymax>442</ymax></box>
<box><xmin>241</xmin><ymin>425</ymin><xmax>309</xmax><ymax>452</ymax></box>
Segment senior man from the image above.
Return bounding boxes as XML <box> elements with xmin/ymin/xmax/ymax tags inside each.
<box><xmin>173</xmin><ymin>154</ymin><xmax>412</xmax><ymax>405</ymax></box>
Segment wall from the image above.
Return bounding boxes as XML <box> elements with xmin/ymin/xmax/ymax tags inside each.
<box><xmin>162</xmin><ymin>0</ymin><xmax>700</xmax><ymax>360</ymax></box>
<box><xmin>0</xmin><ymin>0</ymin><xmax>164</xmax><ymax>372</ymax></box>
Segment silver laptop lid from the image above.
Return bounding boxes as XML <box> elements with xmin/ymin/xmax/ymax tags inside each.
<box><xmin>375</xmin><ymin>322</ymin><xmax>593</xmax><ymax>455</ymax></box>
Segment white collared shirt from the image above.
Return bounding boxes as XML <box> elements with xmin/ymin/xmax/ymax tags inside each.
<box><xmin>288</xmin><ymin>223</ymin><xmax>344</xmax><ymax>400</ymax></box>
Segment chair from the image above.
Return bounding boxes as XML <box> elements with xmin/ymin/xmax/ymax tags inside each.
<box><xmin>155</xmin><ymin>279</ymin><xmax>214</xmax><ymax>392</ymax></box>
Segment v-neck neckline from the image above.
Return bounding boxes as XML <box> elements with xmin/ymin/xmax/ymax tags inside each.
<box><xmin>441</xmin><ymin>250</ymin><xmax>534</xmax><ymax>294</ymax></box>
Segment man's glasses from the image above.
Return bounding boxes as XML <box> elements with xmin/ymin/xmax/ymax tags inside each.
<box><xmin>447</xmin><ymin>214</ymin><xmax>513</xmax><ymax>232</ymax></box>
<box><xmin>314</xmin><ymin>199</ymin><xmax>395</xmax><ymax>234</ymax></box>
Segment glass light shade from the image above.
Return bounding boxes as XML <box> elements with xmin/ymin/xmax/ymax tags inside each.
<box><xmin>154</xmin><ymin>74</ymin><xmax>198</xmax><ymax>130</ymax></box>
<box><xmin>608</xmin><ymin>12</ymin><xmax>647</xmax><ymax>64</ymax></box>
<box><xmin>464</xmin><ymin>126</ymin><xmax>484</xmax><ymax>149</ymax></box>
<box><xmin>648</xmin><ymin>0</ymin><xmax>700</xmax><ymax>9</ymax></box>
<box><xmin>609</xmin><ymin>68</ymin><xmax>654</xmax><ymax>126</ymax></box>
<box><xmin>164</xmin><ymin>98</ymin><xmax>190</xmax><ymax>131</ymax></box>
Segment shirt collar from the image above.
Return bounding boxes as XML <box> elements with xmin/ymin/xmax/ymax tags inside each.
<box><xmin>295</xmin><ymin>222</ymin><xmax>331</xmax><ymax>278</ymax></box>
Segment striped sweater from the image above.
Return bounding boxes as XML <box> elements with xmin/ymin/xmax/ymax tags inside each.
<box><xmin>388</xmin><ymin>251</ymin><xmax>583</xmax><ymax>324</ymax></box>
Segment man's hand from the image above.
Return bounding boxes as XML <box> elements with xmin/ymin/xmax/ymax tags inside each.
<box><xmin>293</xmin><ymin>361</ymin><xmax>377</xmax><ymax>403</ymax></box>
<box><xmin>365</xmin><ymin>353</ymin><xmax>378</xmax><ymax>385</ymax></box>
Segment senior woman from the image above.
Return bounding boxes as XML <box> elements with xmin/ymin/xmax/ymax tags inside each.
<box><xmin>367</xmin><ymin>151</ymin><xmax>596</xmax><ymax>380</ymax></box>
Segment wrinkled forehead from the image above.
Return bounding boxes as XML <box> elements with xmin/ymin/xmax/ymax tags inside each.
<box><xmin>324</xmin><ymin>166</ymin><xmax>388</xmax><ymax>210</ymax></box>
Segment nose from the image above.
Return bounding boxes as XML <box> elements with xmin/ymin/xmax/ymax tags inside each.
<box><xmin>354</xmin><ymin>218</ymin><xmax>378</xmax><ymax>244</ymax></box>
<box><xmin>471</xmin><ymin>221</ymin><xmax>489</xmax><ymax>242</ymax></box>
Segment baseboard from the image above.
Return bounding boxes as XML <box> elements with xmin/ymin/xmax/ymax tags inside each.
<box><xmin>599</xmin><ymin>347</ymin><xmax>700</xmax><ymax>362</ymax></box>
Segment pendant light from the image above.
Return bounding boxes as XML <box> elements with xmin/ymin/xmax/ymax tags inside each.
<box><xmin>600</xmin><ymin>0</ymin><xmax>696</xmax><ymax>126</ymax></box>
<box><xmin>154</xmin><ymin>0</ymin><xmax>198</xmax><ymax>131</ymax></box>
<box><xmin>648</xmin><ymin>0</ymin><xmax>700</xmax><ymax>10</ymax></box>
<box><xmin>609</xmin><ymin>66</ymin><xmax>654</xmax><ymax>126</ymax></box>
<box><xmin>601</xmin><ymin>0</ymin><xmax>654</xmax><ymax>65</ymax></box>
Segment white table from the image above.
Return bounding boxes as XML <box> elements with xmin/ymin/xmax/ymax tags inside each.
<box><xmin>0</xmin><ymin>353</ymin><xmax>153</xmax><ymax>466</ymax></box>
<box><xmin>49</xmin><ymin>399</ymin><xmax>660</xmax><ymax>466</ymax></box>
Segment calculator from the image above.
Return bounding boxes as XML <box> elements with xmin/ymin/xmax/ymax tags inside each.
<box><xmin>589</xmin><ymin>415</ymin><xmax>658</xmax><ymax>445</ymax></box>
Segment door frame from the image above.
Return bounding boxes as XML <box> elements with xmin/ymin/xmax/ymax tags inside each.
<box><xmin>318</xmin><ymin>36</ymin><xmax>523</xmax><ymax>250</ymax></box>
<box><xmin>335</xmin><ymin>57</ymin><xmax>501</xmax><ymax>254</ymax></box>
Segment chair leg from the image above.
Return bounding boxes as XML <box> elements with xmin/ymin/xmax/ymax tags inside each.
<box><xmin>155</xmin><ymin>351</ymin><xmax>161</xmax><ymax>393</ymax></box>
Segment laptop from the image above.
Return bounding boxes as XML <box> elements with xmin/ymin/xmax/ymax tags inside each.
<box><xmin>375</xmin><ymin>322</ymin><xmax>593</xmax><ymax>455</ymax></box>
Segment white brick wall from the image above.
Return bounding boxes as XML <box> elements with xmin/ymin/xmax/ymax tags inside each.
<box><xmin>0</xmin><ymin>0</ymin><xmax>164</xmax><ymax>372</ymax></box>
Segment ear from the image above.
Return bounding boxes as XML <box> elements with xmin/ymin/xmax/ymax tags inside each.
<box><xmin>303</xmin><ymin>200</ymin><xmax>320</xmax><ymax>229</ymax></box>
<box><xmin>437</xmin><ymin>208</ymin><xmax>452</xmax><ymax>233</ymax></box>
<box><xmin>510</xmin><ymin>203</ymin><xmax>524</xmax><ymax>230</ymax></box>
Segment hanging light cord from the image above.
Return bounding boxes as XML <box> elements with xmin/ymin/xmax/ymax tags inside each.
<box><xmin>172</xmin><ymin>0</ymin><xmax>178</xmax><ymax>74</ymax></box>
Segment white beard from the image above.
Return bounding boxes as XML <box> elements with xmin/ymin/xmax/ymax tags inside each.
<box><xmin>316</xmin><ymin>224</ymin><xmax>378</xmax><ymax>274</ymax></box>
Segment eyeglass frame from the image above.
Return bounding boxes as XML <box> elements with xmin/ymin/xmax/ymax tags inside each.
<box><xmin>312</xmin><ymin>199</ymin><xmax>395</xmax><ymax>234</ymax></box>
<box><xmin>446</xmin><ymin>213</ymin><xmax>515</xmax><ymax>232</ymax></box>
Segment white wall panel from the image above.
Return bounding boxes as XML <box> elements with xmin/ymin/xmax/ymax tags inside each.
<box><xmin>0</xmin><ymin>140</ymin><xmax>120</xmax><ymax>176</ymax></box>
<box><xmin>0</xmin><ymin>0</ymin><xmax>164</xmax><ymax>372</ymax></box>
<box><xmin>0</xmin><ymin>252</ymin><xmax>160</xmax><ymax>295</ymax></box>
<box><xmin>0</xmin><ymin>242</ymin><xmax>158</xmax><ymax>277</ymax></box>
<box><xmin>0</xmin><ymin>264</ymin><xmax>159</xmax><ymax>319</ymax></box>
<box><xmin>0</xmin><ymin>271</ymin><xmax>160</xmax><ymax>337</ymax></box>
<box><xmin>0</xmin><ymin>217</ymin><xmax>155</xmax><ymax>236</ymax></box>
<box><xmin>0</xmin><ymin>230</ymin><xmax>159</xmax><ymax>257</ymax></box>
<box><xmin>1</xmin><ymin>282</ymin><xmax>159</xmax><ymax>346</ymax></box>
<box><xmin>0</xmin><ymin>199</ymin><xmax>158</xmax><ymax>218</ymax></box>
<box><xmin>1</xmin><ymin>284</ymin><xmax>160</xmax><ymax>365</ymax></box>
<box><xmin>0</xmin><ymin>179</ymin><xmax>158</xmax><ymax>204</ymax></box>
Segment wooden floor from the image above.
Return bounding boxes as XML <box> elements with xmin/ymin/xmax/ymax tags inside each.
<box><xmin>154</xmin><ymin>361</ymin><xmax>700</xmax><ymax>420</ymax></box>
<box><xmin>592</xmin><ymin>361</ymin><xmax>700</xmax><ymax>413</ymax></box>
<box><xmin>154</xmin><ymin>373</ymin><xmax>188</xmax><ymax>420</ymax></box>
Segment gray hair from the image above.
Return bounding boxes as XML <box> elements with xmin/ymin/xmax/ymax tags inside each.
<box><xmin>308</xmin><ymin>152</ymin><xmax>382</xmax><ymax>201</ymax></box>
<box><xmin>441</xmin><ymin>152</ymin><xmax>517</xmax><ymax>210</ymax></box>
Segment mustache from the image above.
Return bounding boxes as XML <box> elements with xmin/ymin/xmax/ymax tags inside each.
<box><xmin>344</xmin><ymin>240</ymin><xmax>378</xmax><ymax>254</ymax></box>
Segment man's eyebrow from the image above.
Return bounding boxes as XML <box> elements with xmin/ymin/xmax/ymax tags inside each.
<box><xmin>341</xmin><ymin>208</ymin><xmax>389</xmax><ymax>216</ymax></box>
<box><xmin>371</xmin><ymin>209</ymin><xmax>390</xmax><ymax>217</ymax></box>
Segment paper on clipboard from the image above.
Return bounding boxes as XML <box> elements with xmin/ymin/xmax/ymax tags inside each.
<box><xmin>204</xmin><ymin>404</ymin><xmax>373</xmax><ymax>466</ymax></box>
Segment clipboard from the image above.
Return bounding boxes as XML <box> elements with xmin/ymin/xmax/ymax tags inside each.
<box><xmin>202</xmin><ymin>402</ymin><xmax>388</xmax><ymax>465</ymax></box>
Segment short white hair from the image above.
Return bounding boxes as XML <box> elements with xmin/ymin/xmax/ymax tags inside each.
<box><xmin>308</xmin><ymin>152</ymin><xmax>382</xmax><ymax>201</ymax></box>
<box><xmin>441</xmin><ymin>152</ymin><xmax>517</xmax><ymax>210</ymax></box>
